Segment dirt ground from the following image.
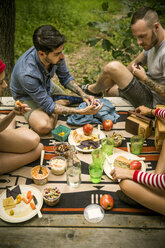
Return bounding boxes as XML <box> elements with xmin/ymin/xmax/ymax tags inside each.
<box><xmin>53</xmin><ymin>44</ymin><xmax>112</xmax><ymax>94</ymax></box>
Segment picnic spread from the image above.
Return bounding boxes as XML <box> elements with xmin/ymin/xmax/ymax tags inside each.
<box><xmin>0</xmin><ymin>101</ymin><xmax>160</xmax><ymax>224</ymax></box>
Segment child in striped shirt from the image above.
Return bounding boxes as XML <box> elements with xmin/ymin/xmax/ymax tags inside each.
<box><xmin>110</xmin><ymin>105</ymin><xmax>165</xmax><ymax>215</ymax></box>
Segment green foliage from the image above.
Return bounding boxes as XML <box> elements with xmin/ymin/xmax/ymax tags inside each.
<box><xmin>86</xmin><ymin>0</ymin><xmax>165</xmax><ymax>65</ymax></box>
<box><xmin>15</xmin><ymin>0</ymin><xmax>122</xmax><ymax>61</ymax></box>
<box><xmin>14</xmin><ymin>0</ymin><xmax>165</xmax><ymax>88</ymax></box>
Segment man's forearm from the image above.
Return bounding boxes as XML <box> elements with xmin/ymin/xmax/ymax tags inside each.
<box><xmin>143</xmin><ymin>77</ymin><xmax>165</xmax><ymax>96</ymax></box>
<box><xmin>66</xmin><ymin>80</ymin><xmax>88</xmax><ymax>99</ymax></box>
<box><xmin>54</xmin><ymin>104</ymin><xmax>81</xmax><ymax>116</ymax></box>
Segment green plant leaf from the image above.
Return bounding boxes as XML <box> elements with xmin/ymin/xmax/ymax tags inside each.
<box><xmin>86</xmin><ymin>38</ymin><xmax>100</xmax><ymax>46</ymax></box>
<box><xmin>102</xmin><ymin>2</ymin><xmax>109</xmax><ymax>11</ymax></box>
<box><xmin>87</xmin><ymin>21</ymin><xmax>99</xmax><ymax>27</ymax></box>
<box><xmin>102</xmin><ymin>39</ymin><xmax>112</xmax><ymax>51</ymax></box>
<box><xmin>125</xmin><ymin>48</ymin><xmax>135</xmax><ymax>54</ymax></box>
<box><xmin>112</xmin><ymin>49</ymin><xmax>122</xmax><ymax>59</ymax></box>
<box><xmin>122</xmin><ymin>39</ymin><xmax>131</xmax><ymax>48</ymax></box>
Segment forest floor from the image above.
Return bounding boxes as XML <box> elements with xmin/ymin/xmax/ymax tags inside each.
<box><xmin>53</xmin><ymin>44</ymin><xmax>113</xmax><ymax>94</ymax></box>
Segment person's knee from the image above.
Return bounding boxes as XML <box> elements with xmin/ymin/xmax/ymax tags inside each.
<box><xmin>119</xmin><ymin>179</ymin><xmax>132</xmax><ymax>193</ymax></box>
<box><xmin>33</xmin><ymin>119</ymin><xmax>53</xmax><ymax>135</ymax></box>
<box><xmin>36</xmin><ymin>143</ymin><xmax>44</xmax><ymax>154</ymax></box>
<box><xmin>28</xmin><ymin>132</ymin><xmax>41</xmax><ymax>149</ymax></box>
<box><xmin>104</xmin><ymin>61</ymin><xmax>123</xmax><ymax>74</ymax></box>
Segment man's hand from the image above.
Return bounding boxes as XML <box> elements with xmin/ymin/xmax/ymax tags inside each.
<box><xmin>110</xmin><ymin>167</ymin><xmax>134</xmax><ymax>182</ymax></box>
<box><xmin>132</xmin><ymin>63</ymin><xmax>147</xmax><ymax>81</ymax></box>
<box><xmin>78</xmin><ymin>102</ymin><xmax>103</xmax><ymax>115</ymax></box>
<box><xmin>13</xmin><ymin>103</ymin><xmax>31</xmax><ymax>115</ymax></box>
<box><xmin>82</xmin><ymin>94</ymin><xmax>100</xmax><ymax>106</ymax></box>
<box><xmin>135</xmin><ymin>105</ymin><xmax>151</xmax><ymax>116</ymax></box>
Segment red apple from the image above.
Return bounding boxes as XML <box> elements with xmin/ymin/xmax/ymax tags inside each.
<box><xmin>102</xmin><ymin>120</ymin><xmax>113</xmax><ymax>131</ymax></box>
<box><xmin>83</xmin><ymin>124</ymin><xmax>93</xmax><ymax>136</ymax></box>
<box><xmin>130</xmin><ymin>160</ymin><xmax>142</xmax><ymax>170</ymax></box>
<box><xmin>100</xmin><ymin>194</ymin><xmax>114</xmax><ymax>210</ymax></box>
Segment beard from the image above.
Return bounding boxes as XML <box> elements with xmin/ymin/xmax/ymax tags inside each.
<box><xmin>44</xmin><ymin>55</ymin><xmax>62</xmax><ymax>65</ymax></box>
<box><xmin>144</xmin><ymin>30</ymin><xmax>159</xmax><ymax>50</ymax></box>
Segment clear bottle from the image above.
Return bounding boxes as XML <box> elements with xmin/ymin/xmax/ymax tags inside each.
<box><xmin>66</xmin><ymin>145</ymin><xmax>81</xmax><ymax>188</ymax></box>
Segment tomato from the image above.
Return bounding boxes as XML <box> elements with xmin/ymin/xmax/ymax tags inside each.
<box><xmin>102</xmin><ymin>120</ymin><xmax>113</xmax><ymax>131</ymax></box>
<box><xmin>83</xmin><ymin>124</ymin><xmax>93</xmax><ymax>136</ymax></box>
<box><xmin>100</xmin><ymin>194</ymin><xmax>114</xmax><ymax>210</ymax></box>
<box><xmin>130</xmin><ymin>160</ymin><xmax>142</xmax><ymax>170</ymax></box>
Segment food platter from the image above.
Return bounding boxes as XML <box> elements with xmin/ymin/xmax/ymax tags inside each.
<box><xmin>0</xmin><ymin>185</ymin><xmax>43</xmax><ymax>223</ymax></box>
<box><xmin>104</xmin><ymin>152</ymin><xmax>146</xmax><ymax>180</ymax></box>
<box><xmin>68</xmin><ymin>127</ymin><xmax>106</xmax><ymax>153</ymax></box>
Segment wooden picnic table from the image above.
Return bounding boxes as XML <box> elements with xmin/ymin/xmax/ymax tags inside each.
<box><xmin>0</xmin><ymin>97</ymin><xmax>165</xmax><ymax>248</ymax></box>
<box><xmin>0</xmin><ymin>212</ymin><xmax>165</xmax><ymax>247</ymax></box>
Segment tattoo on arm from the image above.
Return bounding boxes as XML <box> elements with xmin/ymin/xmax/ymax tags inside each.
<box><xmin>144</xmin><ymin>77</ymin><xmax>165</xmax><ymax>96</ymax></box>
<box><xmin>54</xmin><ymin>104</ymin><xmax>77</xmax><ymax>115</ymax></box>
<box><xmin>66</xmin><ymin>80</ymin><xmax>88</xmax><ymax>98</ymax></box>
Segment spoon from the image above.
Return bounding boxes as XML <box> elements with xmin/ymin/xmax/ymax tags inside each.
<box><xmin>39</xmin><ymin>150</ymin><xmax>45</xmax><ymax>174</ymax></box>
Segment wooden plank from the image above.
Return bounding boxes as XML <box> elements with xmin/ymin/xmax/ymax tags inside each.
<box><xmin>0</xmin><ymin>97</ymin><xmax>14</xmax><ymax>110</ymax></box>
<box><xmin>0</xmin><ymin>227</ymin><xmax>165</xmax><ymax>248</ymax></box>
<box><xmin>0</xmin><ymin>214</ymin><xmax>165</xmax><ymax>228</ymax></box>
<box><xmin>104</xmin><ymin>97</ymin><xmax>133</xmax><ymax>107</ymax></box>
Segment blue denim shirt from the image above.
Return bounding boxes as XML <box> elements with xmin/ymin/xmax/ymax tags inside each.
<box><xmin>10</xmin><ymin>46</ymin><xmax>74</xmax><ymax>114</ymax></box>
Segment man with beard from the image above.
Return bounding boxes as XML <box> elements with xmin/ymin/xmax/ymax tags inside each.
<box><xmin>82</xmin><ymin>7</ymin><xmax>165</xmax><ymax>109</ymax></box>
<box><xmin>10</xmin><ymin>25</ymin><xmax>102</xmax><ymax>135</ymax></box>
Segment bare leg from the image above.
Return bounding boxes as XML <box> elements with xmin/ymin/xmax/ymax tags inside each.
<box><xmin>0</xmin><ymin>143</ymin><xmax>44</xmax><ymax>175</ymax></box>
<box><xmin>155</xmin><ymin>139</ymin><xmax>165</xmax><ymax>174</ymax></box>
<box><xmin>104</xmin><ymin>85</ymin><xmax>119</xmax><ymax>97</ymax></box>
<box><xmin>6</xmin><ymin>118</ymin><xmax>16</xmax><ymax>130</ymax></box>
<box><xmin>0</xmin><ymin>127</ymin><xmax>41</xmax><ymax>153</ymax></box>
<box><xmin>119</xmin><ymin>179</ymin><xmax>165</xmax><ymax>215</ymax></box>
<box><xmin>88</xmin><ymin>61</ymin><xmax>133</xmax><ymax>94</ymax></box>
<box><xmin>29</xmin><ymin>108</ymin><xmax>58</xmax><ymax>135</ymax></box>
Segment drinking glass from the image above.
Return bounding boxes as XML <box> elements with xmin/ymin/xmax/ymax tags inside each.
<box><xmin>66</xmin><ymin>166</ymin><xmax>81</xmax><ymax>188</ymax></box>
<box><xmin>66</xmin><ymin>146</ymin><xmax>81</xmax><ymax>188</ymax></box>
<box><xmin>130</xmin><ymin>135</ymin><xmax>144</xmax><ymax>155</ymax></box>
<box><xmin>89</xmin><ymin>163</ymin><xmax>103</xmax><ymax>184</ymax></box>
<box><xmin>91</xmin><ymin>148</ymin><xmax>105</xmax><ymax>166</ymax></box>
<box><xmin>101</xmin><ymin>137</ymin><xmax>114</xmax><ymax>156</ymax></box>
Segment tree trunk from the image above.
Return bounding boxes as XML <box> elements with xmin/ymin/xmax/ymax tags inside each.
<box><xmin>0</xmin><ymin>0</ymin><xmax>15</xmax><ymax>96</ymax></box>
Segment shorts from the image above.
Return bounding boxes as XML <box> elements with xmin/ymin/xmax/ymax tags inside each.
<box><xmin>23</xmin><ymin>83</ymin><xmax>66</xmax><ymax>122</ymax></box>
<box><xmin>118</xmin><ymin>77</ymin><xmax>154</xmax><ymax>108</ymax></box>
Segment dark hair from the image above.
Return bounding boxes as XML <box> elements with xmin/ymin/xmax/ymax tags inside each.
<box><xmin>131</xmin><ymin>7</ymin><xmax>159</xmax><ymax>28</ymax></box>
<box><xmin>33</xmin><ymin>25</ymin><xmax>65</xmax><ymax>53</ymax></box>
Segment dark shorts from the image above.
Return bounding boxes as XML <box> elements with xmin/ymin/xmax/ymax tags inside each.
<box><xmin>118</xmin><ymin>77</ymin><xmax>154</xmax><ymax>108</ymax></box>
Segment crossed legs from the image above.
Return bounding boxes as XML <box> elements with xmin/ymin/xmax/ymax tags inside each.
<box><xmin>119</xmin><ymin>140</ymin><xmax>165</xmax><ymax>215</ymax></box>
<box><xmin>0</xmin><ymin>127</ymin><xmax>43</xmax><ymax>175</ymax></box>
<box><xmin>28</xmin><ymin>99</ymin><xmax>74</xmax><ymax>135</ymax></box>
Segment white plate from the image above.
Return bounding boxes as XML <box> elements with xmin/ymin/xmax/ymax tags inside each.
<box><xmin>104</xmin><ymin>151</ymin><xmax>146</xmax><ymax>180</ymax></box>
<box><xmin>0</xmin><ymin>185</ymin><xmax>43</xmax><ymax>223</ymax></box>
<box><xmin>68</xmin><ymin>127</ymin><xmax>106</xmax><ymax>153</ymax></box>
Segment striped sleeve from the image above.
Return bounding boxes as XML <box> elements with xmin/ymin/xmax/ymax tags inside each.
<box><xmin>155</xmin><ymin>108</ymin><xmax>165</xmax><ymax>119</ymax></box>
<box><xmin>133</xmin><ymin>170</ymin><xmax>165</xmax><ymax>190</ymax></box>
